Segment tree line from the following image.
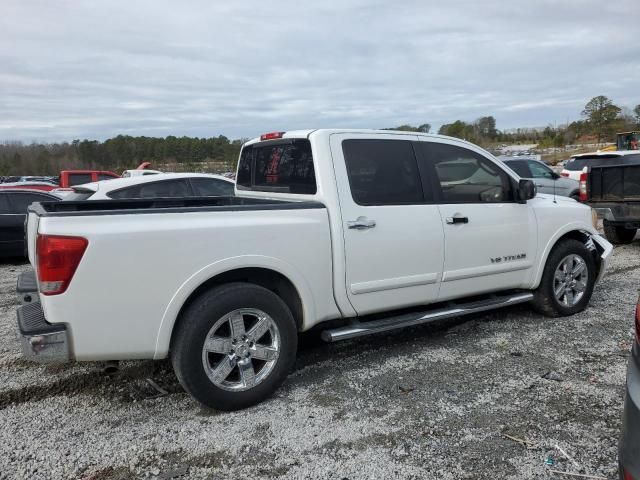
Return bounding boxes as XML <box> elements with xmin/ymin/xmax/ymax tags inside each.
<box><xmin>0</xmin><ymin>135</ymin><xmax>244</xmax><ymax>176</ymax></box>
<box><xmin>391</xmin><ymin>96</ymin><xmax>640</xmax><ymax>148</ymax></box>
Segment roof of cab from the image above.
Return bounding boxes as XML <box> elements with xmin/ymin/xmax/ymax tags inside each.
<box><xmin>242</xmin><ymin>129</ymin><xmax>472</xmax><ymax>147</ymax></box>
<box><xmin>573</xmin><ymin>150</ymin><xmax>640</xmax><ymax>158</ymax></box>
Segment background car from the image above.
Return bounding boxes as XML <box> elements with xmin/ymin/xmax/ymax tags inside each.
<box><xmin>619</xmin><ymin>293</ymin><xmax>640</xmax><ymax>480</ymax></box>
<box><xmin>0</xmin><ymin>189</ymin><xmax>61</xmax><ymax>257</ymax></box>
<box><xmin>66</xmin><ymin>173</ymin><xmax>235</xmax><ymax>200</ymax></box>
<box><xmin>502</xmin><ymin>157</ymin><xmax>580</xmax><ymax>199</ymax></box>
<box><xmin>561</xmin><ymin>151</ymin><xmax>640</xmax><ymax>181</ymax></box>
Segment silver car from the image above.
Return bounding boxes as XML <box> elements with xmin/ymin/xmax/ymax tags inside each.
<box><xmin>503</xmin><ymin>158</ymin><xmax>580</xmax><ymax>200</ymax></box>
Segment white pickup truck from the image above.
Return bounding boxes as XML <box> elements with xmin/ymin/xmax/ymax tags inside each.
<box><xmin>16</xmin><ymin>129</ymin><xmax>612</xmax><ymax>410</ymax></box>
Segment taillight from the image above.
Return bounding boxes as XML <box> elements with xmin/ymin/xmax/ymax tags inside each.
<box><xmin>623</xmin><ymin>468</ymin><xmax>635</xmax><ymax>480</ymax></box>
<box><xmin>579</xmin><ymin>172</ymin><xmax>588</xmax><ymax>201</ymax></box>
<box><xmin>260</xmin><ymin>132</ymin><xmax>285</xmax><ymax>141</ymax></box>
<box><xmin>560</xmin><ymin>172</ymin><xmax>569</xmax><ymax>177</ymax></box>
<box><xmin>36</xmin><ymin>234</ymin><xmax>88</xmax><ymax>295</ymax></box>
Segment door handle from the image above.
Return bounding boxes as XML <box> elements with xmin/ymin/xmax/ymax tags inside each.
<box><xmin>445</xmin><ymin>216</ymin><xmax>469</xmax><ymax>225</ymax></box>
<box><xmin>347</xmin><ymin>216</ymin><xmax>376</xmax><ymax>230</ymax></box>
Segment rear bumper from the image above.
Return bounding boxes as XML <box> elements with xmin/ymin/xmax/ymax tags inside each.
<box><xmin>15</xmin><ymin>289</ymin><xmax>70</xmax><ymax>364</ymax></box>
<box><xmin>594</xmin><ymin>204</ymin><xmax>640</xmax><ymax>227</ymax></box>
<box><xmin>619</xmin><ymin>348</ymin><xmax>640</xmax><ymax>479</ymax></box>
<box><xmin>16</xmin><ymin>269</ymin><xmax>39</xmax><ymax>305</ymax></box>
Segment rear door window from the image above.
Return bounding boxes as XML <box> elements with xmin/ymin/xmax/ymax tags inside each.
<box><xmin>108</xmin><ymin>179</ymin><xmax>192</xmax><ymax>199</ymax></box>
<box><xmin>8</xmin><ymin>193</ymin><xmax>56</xmax><ymax>213</ymax></box>
<box><xmin>0</xmin><ymin>194</ymin><xmax>9</xmax><ymax>213</ymax></box>
<box><xmin>190</xmin><ymin>178</ymin><xmax>234</xmax><ymax>196</ymax></box>
<box><xmin>237</xmin><ymin>139</ymin><xmax>316</xmax><ymax>194</ymax></box>
<box><xmin>342</xmin><ymin>139</ymin><xmax>425</xmax><ymax>205</ymax></box>
<box><xmin>504</xmin><ymin>160</ymin><xmax>531</xmax><ymax>178</ymax></box>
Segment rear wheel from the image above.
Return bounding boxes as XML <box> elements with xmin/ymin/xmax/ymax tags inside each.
<box><xmin>171</xmin><ymin>283</ymin><xmax>297</xmax><ymax>410</ymax></box>
<box><xmin>603</xmin><ymin>220</ymin><xmax>636</xmax><ymax>245</ymax></box>
<box><xmin>531</xmin><ymin>239</ymin><xmax>596</xmax><ymax>317</ymax></box>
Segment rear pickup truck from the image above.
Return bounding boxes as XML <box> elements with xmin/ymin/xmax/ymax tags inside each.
<box><xmin>17</xmin><ymin>129</ymin><xmax>613</xmax><ymax>410</ymax></box>
<box><xmin>585</xmin><ymin>152</ymin><xmax>640</xmax><ymax>244</ymax></box>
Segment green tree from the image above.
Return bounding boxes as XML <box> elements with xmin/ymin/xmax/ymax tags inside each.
<box><xmin>634</xmin><ymin>104</ymin><xmax>640</xmax><ymax>126</ymax></box>
<box><xmin>581</xmin><ymin>95</ymin><xmax>621</xmax><ymax>143</ymax></box>
<box><xmin>475</xmin><ymin>116</ymin><xmax>497</xmax><ymax>139</ymax></box>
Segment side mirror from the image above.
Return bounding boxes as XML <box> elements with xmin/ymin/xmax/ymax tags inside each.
<box><xmin>551</xmin><ymin>171</ymin><xmax>560</xmax><ymax>180</ymax></box>
<box><xmin>517</xmin><ymin>179</ymin><xmax>536</xmax><ymax>203</ymax></box>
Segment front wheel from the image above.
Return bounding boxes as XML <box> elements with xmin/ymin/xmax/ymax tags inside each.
<box><xmin>531</xmin><ymin>239</ymin><xmax>596</xmax><ymax>317</ymax></box>
<box><xmin>171</xmin><ymin>283</ymin><xmax>297</xmax><ymax>410</ymax></box>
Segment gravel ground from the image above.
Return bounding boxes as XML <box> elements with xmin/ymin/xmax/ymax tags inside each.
<box><xmin>0</xmin><ymin>242</ymin><xmax>636</xmax><ymax>480</ymax></box>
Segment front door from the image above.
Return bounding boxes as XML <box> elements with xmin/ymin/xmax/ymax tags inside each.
<box><xmin>330</xmin><ymin>133</ymin><xmax>445</xmax><ymax>315</ymax></box>
<box><xmin>417</xmin><ymin>140</ymin><xmax>537</xmax><ymax>301</ymax></box>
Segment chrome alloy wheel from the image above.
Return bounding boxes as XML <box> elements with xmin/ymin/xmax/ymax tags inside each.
<box><xmin>553</xmin><ymin>254</ymin><xmax>588</xmax><ymax>307</ymax></box>
<box><xmin>201</xmin><ymin>308</ymin><xmax>280</xmax><ymax>392</ymax></box>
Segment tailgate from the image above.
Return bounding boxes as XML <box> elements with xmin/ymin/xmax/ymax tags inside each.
<box><xmin>589</xmin><ymin>164</ymin><xmax>640</xmax><ymax>202</ymax></box>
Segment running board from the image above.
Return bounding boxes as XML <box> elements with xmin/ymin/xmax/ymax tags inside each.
<box><xmin>321</xmin><ymin>291</ymin><xmax>534</xmax><ymax>342</ymax></box>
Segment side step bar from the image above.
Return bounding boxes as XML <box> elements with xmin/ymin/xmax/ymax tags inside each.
<box><xmin>321</xmin><ymin>291</ymin><xmax>534</xmax><ymax>342</ymax></box>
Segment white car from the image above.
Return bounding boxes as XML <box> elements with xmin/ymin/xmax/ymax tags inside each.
<box><xmin>561</xmin><ymin>150</ymin><xmax>640</xmax><ymax>181</ymax></box>
<box><xmin>66</xmin><ymin>172</ymin><xmax>235</xmax><ymax>200</ymax></box>
<box><xmin>17</xmin><ymin>129</ymin><xmax>612</xmax><ymax>411</ymax></box>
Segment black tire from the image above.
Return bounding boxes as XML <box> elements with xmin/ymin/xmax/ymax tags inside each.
<box><xmin>531</xmin><ymin>239</ymin><xmax>596</xmax><ymax>317</ymax></box>
<box><xmin>171</xmin><ymin>282</ymin><xmax>297</xmax><ymax>411</ymax></box>
<box><xmin>603</xmin><ymin>220</ymin><xmax>636</xmax><ymax>245</ymax></box>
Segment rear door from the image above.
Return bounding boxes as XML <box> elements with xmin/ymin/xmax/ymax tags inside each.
<box><xmin>417</xmin><ymin>139</ymin><xmax>536</xmax><ymax>301</ymax></box>
<box><xmin>330</xmin><ymin>133</ymin><xmax>445</xmax><ymax>315</ymax></box>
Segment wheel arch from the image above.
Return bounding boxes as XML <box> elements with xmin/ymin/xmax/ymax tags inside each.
<box><xmin>531</xmin><ymin>224</ymin><xmax>601</xmax><ymax>288</ymax></box>
<box><xmin>154</xmin><ymin>256</ymin><xmax>314</xmax><ymax>359</ymax></box>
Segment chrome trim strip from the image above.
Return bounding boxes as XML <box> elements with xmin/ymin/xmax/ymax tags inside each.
<box><xmin>442</xmin><ymin>260</ymin><xmax>532</xmax><ymax>282</ymax></box>
<box><xmin>350</xmin><ymin>272</ymin><xmax>439</xmax><ymax>295</ymax></box>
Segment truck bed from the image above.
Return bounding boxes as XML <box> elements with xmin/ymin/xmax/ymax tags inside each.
<box><xmin>27</xmin><ymin>195</ymin><xmax>335</xmax><ymax>361</ymax></box>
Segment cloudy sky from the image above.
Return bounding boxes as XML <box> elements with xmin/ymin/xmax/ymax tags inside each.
<box><xmin>1</xmin><ymin>0</ymin><xmax>638</xmax><ymax>142</ymax></box>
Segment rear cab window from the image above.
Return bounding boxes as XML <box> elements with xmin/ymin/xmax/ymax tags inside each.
<box><xmin>67</xmin><ymin>174</ymin><xmax>93</xmax><ymax>186</ymax></box>
<box><xmin>237</xmin><ymin>139</ymin><xmax>316</xmax><ymax>194</ymax></box>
